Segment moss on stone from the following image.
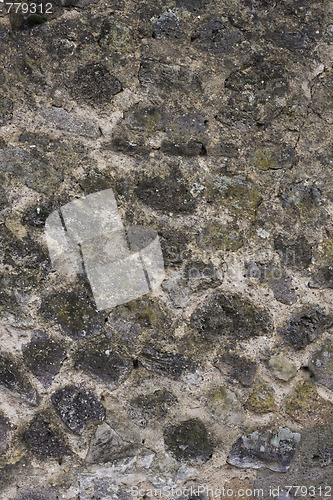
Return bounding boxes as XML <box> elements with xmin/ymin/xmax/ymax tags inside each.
<box><xmin>246</xmin><ymin>379</ymin><xmax>275</xmax><ymax>413</ymax></box>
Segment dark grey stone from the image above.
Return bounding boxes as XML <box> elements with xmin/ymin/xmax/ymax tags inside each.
<box><xmin>279</xmin><ymin>308</ymin><xmax>333</xmax><ymax>350</ymax></box>
<box><xmin>23</xmin><ymin>413</ymin><xmax>70</xmax><ymax>459</ymax></box>
<box><xmin>0</xmin><ymin>351</ymin><xmax>39</xmax><ymax>405</ymax></box>
<box><xmin>22</xmin><ymin>331</ymin><xmax>67</xmax><ymax>388</ymax></box>
<box><xmin>164</xmin><ymin>418</ymin><xmax>213</xmax><ymax>464</ymax></box>
<box><xmin>191</xmin><ymin>290</ymin><xmax>273</xmax><ymax>341</ymax></box>
<box><xmin>227</xmin><ymin>428</ymin><xmax>301</xmax><ymax>472</ymax></box>
<box><xmin>51</xmin><ymin>385</ymin><xmax>105</xmax><ymax>434</ymax></box>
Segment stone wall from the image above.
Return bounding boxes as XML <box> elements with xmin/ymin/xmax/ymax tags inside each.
<box><xmin>0</xmin><ymin>0</ymin><xmax>333</xmax><ymax>498</ymax></box>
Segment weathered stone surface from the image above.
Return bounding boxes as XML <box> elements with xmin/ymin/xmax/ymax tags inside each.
<box><xmin>86</xmin><ymin>422</ymin><xmax>142</xmax><ymax>464</ymax></box>
<box><xmin>227</xmin><ymin>428</ymin><xmax>300</xmax><ymax>472</ymax></box>
<box><xmin>246</xmin><ymin>379</ymin><xmax>275</xmax><ymax>413</ymax></box>
<box><xmin>278</xmin><ymin>308</ymin><xmax>333</xmax><ymax>350</ymax></box>
<box><xmin>139</xmin><ymin>346</ymin><xmax>195</xmax><ymax>379</ymax></box>
<box><xmin>274</xmin><ymin>234</ymin><xmax>312</xmax><ymax>271</ymax></box>
<box><xmin>214</xmin><ymin>352</ymin><xmax>257</xmax><ymax>387</ymax></box>
<box><xmin>24</xmin><ymin>413</ymin><xmax>70</xmax><ymax>459</ymax></box>
<box><xmin>285</xmin><ymin>381</ymin><xmax>333</xmax><ymax>426</ymax></box>
<box><xmin>268</xmin><ymin>353</ymin><xmax>297</xmax><ymax>382</ymax></box>
<box><xmin>70</xmin><ymin>64</ymin><xmax>123</xmax><ymax>104</ymax></box>
<box><xmin>0</xmin><ymin>414</ymin><xmax>13</xmax><ymax>456</ymax></box>
<box><xmin>22</xmin><ymin>331</ymin><xmax>67</xmax><ymax>388</ymax></box>
<box><xmin>38</xmin><ymin>107</ymin><xmax>100</xmax><ymax>138</ymax></box>
<box><xmin>41</xmin><ymin>286</ymin><xmax>104</xmax><ymax>339</ymax></box>
<box><xmin>14</xmin><ymin>488</ymin><xmax>58</xmax><ymax>500</ymax></box>
<box><xmin>51</xmin><ymin>385</ymin><xmax>105</xmax><ymax>434</ymax></box>
<box><xmin>135</xmin><ymin>168</ymin><xmax>197</xmax><ymax>214</ymax></box>
<box><xmin>245</xmin><ymin>262</ymin><xmax>297</xmax><ymax>305</ymax></box>
<box><xmin>164</xmin><ymin>418</ymin><xmax>213</xmax><ymax>464</ymax></box>
<box><xmin>204</xmin><ymin>386</ymin><xmax>244</xmax><ymax>425</ymax></box>
<box><xmin>308</xmin><ymin>340</ymin><xmax>333</xmax><ymax>390</ymax></box>
<box><xmin>0</xmin><ymin>352</ymin><xmax>39</xmax><ymax>405</ymax></box>
<box><xmin>191</xmin><ymin>291</ymin><xmax>272</xmax><ymax>342</ymax></box>
<box><xmin>128</xmin><ymin>389</ymin><xmax>177</xmax><ymax>427</ymax></box>
<box><xmin>74</xmin><ymin>337</ymin><xmax>132</xmax><ymax>387</ymax></box>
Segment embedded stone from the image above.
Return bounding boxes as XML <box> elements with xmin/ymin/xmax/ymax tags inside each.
<box><xmin>164</xmin><ymin>418</ymin><xmax>213</xmax><ymax>464</ymax></box>
<box><xmin>227</xmin><ymin>428</ymin><xmax>300</xmax><ymax>472</ymax></box>
<box><xmin>139</xmin><ymin>346</ymin><xmax>194</xmax><ymax>379</ymax></box>
<box><xmin>0</xmin><ymin>351</ymin><xmax>39</xmax><ymax>405</ymax></box>
<box><xmin>135</xmin><ymin>168</ymin><xmax>197</xmax><ymax>214</ymax></box>
<box><xmin>0</xmin><ymin>413</ymin><xmax>13</xmax><ymax>456</ymax></box>
<box><xmin>86</xmin><ymin>423</ymin><xmax>142</xmax><ymax>464</ymax></box>
<box><xmin>278</xmin><ymin>308</ymin><xmax>333</xmax><ymax>350</ymax></box>
<box><xmin>308</xmin><ymin>340</ymin><xmax>333</xmax><ymax>390</ymax></box>
<box><xmin>191</xmin><ymin>291</ymin><xmax>272</xmax><ymax>342</ymax></box>
<box><xmin>214</xmin><ymin>352</ymin><xmax>257</xmax><ymax>387</ymax></box>
<box><xmin>128</xmin><ymin>389</ymin><xmax>177</xmax><ymax>427</ymax></box>
<box><xmin>71</xmin><ymin>64</ymin><xmax>123</xmax><ymax>105</ymax></box>
<box><xmin>41</xmin><ymin>287</ymin><xmax>104</xmax><ymax>339</ymax></box>
<box><xmin>268</xmin><ymin>353</ymin><xmax>297</xmax><ymax>382</ymax></box>
<box><xmin>74</xmin><ymin>338</ymin><xmax>132</xmax><ymax>387</ymax></box>
<box><xmin>22</xmin><ymin>331</ymin><xmax>67</xmax><ymax>388</ymax></box>
<box><xmin>246</xmin><ymin>379</ymin><xmax>275</xmax><ymax>413</ymax></box>
<box><xmin>23</xmin><ymin>413</ymin><xmax>70</xmax><ymax>459</ymax></box>
<box><xmin>51</xmin><ymin>385</ymin><xmax>105</xmax><ymax>434</ymax></box>
<box><xmin>285</xmin><ymin>381</ymin><xmax>333</xmax><ymax>426</ymax></box>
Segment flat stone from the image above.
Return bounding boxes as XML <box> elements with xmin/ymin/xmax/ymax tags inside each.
<box><xmin>38</xmin><ymin>107</ymin><xmax>100</xmax><ymax>139</ymax></box>
<box><xmin>285</xmin><ymin>381</ymin><xmax>333</xmax><ymax>426</ymax></box>
<box><xmin>0</xmin><ymin>351</ymin><xmax>39</xmax><ymax>405</ymax></box>
<box><xmin>86</xmin><ymin>422</ymin><xmax>142</xmax><ymax>464</ymax></box>
<box><xmin>135</xmin><ymin>167</ymin><xmax>197</xmax><ymax>214</ymax></box>
<box><xmin>22</xmin><ymin>331</ymin><xmax>67</xmax><ymax>388</ymax></box>
<box><xmin>164</xmin><ymin>418</ymin><xmax>213</xmax><ymax>464</ymax></box>
<box><xmin>23</xmin><ymin>413</ymin><xmax>70</xmax><ymax>459</ymax></box>
<box><xmin>51</xmin><ymin>385</ymin><xmax>105</xmax><ymax>434</ymax></box>
<box><xmin>227</xmin><ymin>428</ymin><xmax>300</xmax><ymax>472</ymax></box>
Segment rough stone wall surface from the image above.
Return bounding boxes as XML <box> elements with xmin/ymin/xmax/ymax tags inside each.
<box><xmin>0</xmin><ymin>0</ymin><xmax>333</xmax><ymax>498</ymax></box>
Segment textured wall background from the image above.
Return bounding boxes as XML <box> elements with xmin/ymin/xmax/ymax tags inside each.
<box><xmin>0</xmin><ymin>0</ymin><xmax>333</xmax><ymax>498</ymax></box>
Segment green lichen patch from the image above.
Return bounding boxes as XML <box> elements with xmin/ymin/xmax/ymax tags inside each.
<box><xmin>205</xmin><ymin>386</ymin><xmax>244</xmax><ymax>424</ymax></box>
<box><xmin>191</xmin><ymin>290</ymin><xmax>272</xmax><ymax>342</ymax></box>
<box><xmin>246</xmin><ymin>379</ymin><xmax>275</xmax><ymax>413</ymax></box>
<box><xmin>204</xmin><ymin>175</ymin><xmax>262</xmax><ymax>216</ymax></box>
<box><xmin>198</xmin><ymin>223</ymin><xmax>243</xmax><ymax>252</ymax></box>
<box><xmin>128</xmin><ymin>389</ymin><xmax>177</xmax><ymax>427</ymax></box>
<box><xmin>285</xmin><ymin>381</ymin><xmax>333</xmax><ymax>426</ymax></box>
<box><xmin>0</xmin><ymin>351</ymin><xmax>39</xmax><ymax>405</ymax></box>
<box><xmin>22</xmin><ymin>332</ymin><xmax>67</xmax><ymax>388</ymax></box>
<box><xmin>40</xmin><ymin>286</ymin><xmax>104</xmax><ymax>339</ymax></box>
<box><xmin>164</xmin><ymin>418</ymin><xmax>213</xmax><ymax>464</ymax></box>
